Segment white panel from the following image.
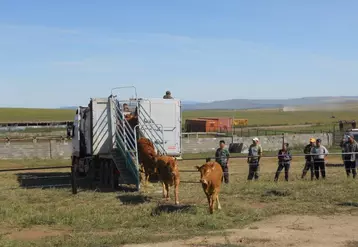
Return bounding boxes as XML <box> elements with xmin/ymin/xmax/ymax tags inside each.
<box><xmin>71</xmin><ymin>110</ymin><xmax>80</xmax><ymax>157</ymax></box>
<box><xmin>92</xmin><ymin>98</ymin><xmax>112</xmax><ymax>155</ymax></box>
<box><xmin>139</xmin><ymin>98</ymin><xmax>181</xmax><ymax>156</ymax></box>
<box><xmin>84</xmin><ymin>109</ymin><xmax>92</xmax><ymax>155</ymax></box>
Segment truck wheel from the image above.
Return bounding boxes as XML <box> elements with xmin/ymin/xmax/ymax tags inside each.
<box><xmin>71</xmin><ymin>158</ymin><xmax>78</xmax><ymax>194</ymax></box>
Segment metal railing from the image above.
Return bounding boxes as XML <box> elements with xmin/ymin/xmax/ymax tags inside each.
<box><xmin>111</xmin><ymin>97</ymin><xmax>140</xmax><ymax>185</ymax></box>
<box><xmin>137</xmin><ymin>103</ymin><xmax>166</xmax><ymax>155</ymax></box>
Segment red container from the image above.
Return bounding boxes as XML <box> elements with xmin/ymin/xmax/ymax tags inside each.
<box><xmin>185</xmin><ymin>119</ymin><xmax>219</xmax><ymax>132</ymax></box>
<box><xmin>198</xmin><ymin>117</ymin><xmax>233</xmax><ymax>132</ymax></box>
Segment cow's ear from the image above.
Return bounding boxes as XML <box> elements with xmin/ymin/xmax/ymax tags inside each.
<box><xmin>194</xmin><ymin>166</ymin><xmax>200</xmax><ymax>171</ymax></box>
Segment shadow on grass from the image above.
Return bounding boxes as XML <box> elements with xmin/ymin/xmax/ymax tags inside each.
<box><xmin>151</xmin><ymin>204</ymin><xmax>197</xmax><ymax>216</ymax></box>
<box><xmin>263</xmin><ymin>189</ymin><xmax>291</xmax><ymax>197</ymax></box>
<box><xmin>16</xmin><ymin>172</ymin><xmax>138</xmax><ymax>193</ymax></box>
<box><xmin>337</xmin><ymin>202</ymin><xmax>358</xmax><ymax>207</ymax></box>
<box><xmin>117</xmin><ymin>194</ymin><xmax>152</xmax><ymax>205</ymax></box>
<box><xmin>16</xmin><ymin>172</ymin><xmax>71</xmax><ymax>189</ymax></box>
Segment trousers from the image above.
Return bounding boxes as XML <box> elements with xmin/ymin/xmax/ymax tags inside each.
<box><xmin>344</xmin><ymin>160</ymin><xmax>357</xmax><ymax>178</ymax></box>
<box><xmin>247</xmin><ymin>161</ymin><xmax>260</xmax><ymax>180</ymax></box>
<box><xmin>221</xmin><ymin>165</ymin><xmax>229</xmax><ymax>183</ymax></box>
<box><xmin>313</xmin><ymin>159</ymin><xmax>326</xmax><ymax>179</ymax></box>
<box><xmin>274</xmin><ymin>163</ymin><xmax>290</xmax><ymax>181</ymax></box>
<box><xmin>302</xmin><ymin>160</ymin><xmax>314</xmax><ymax>180</ymax></box>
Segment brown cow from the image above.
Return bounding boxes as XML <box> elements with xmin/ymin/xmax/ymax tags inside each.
<box><xmin>155</xmin><ymin>155</ymin><xmax>180</xmax><ymax>205</ymax></box>
<box><xmin>195</xmin><ymin>161</ymin><xmax>223</xmax><ymax>214</ymax></box>
<box><xmin>137</xmin><ymin>137</ymin><xmax>158</xmax><ymax>185</ymax></box>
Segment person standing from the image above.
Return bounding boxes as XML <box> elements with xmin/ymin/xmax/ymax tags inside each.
<box><xmin>274</xmin><ymin>143</ymin><xmax>292</xmax><ymax>182</ymax></box>
<box><xmin>301</xmin><ymin>138</ymin><xmax>316</xmax><ymax>180</ymax></box>
<box><xmin>310</xmin><ymin>139</ymin><xmax>329</xmax><ymax>179</ymax></box>
<box><xmin>342</xmin><ymin>134</ymin><xmax>358</xmax><ymax>178</ymax></box>
<box><xmin>215</xmin><ymin>140</ymin><xmax>230</xmax><ymax>183</ymax></box>
<box><xmin>163</xmin><ymin>91</ymin><xmax>173</xmax><ymax>99</ymax></box>
<box><xmin>247</xmin><ymin>137</ymin><xmax>263</xmax><ymax>180</ymax></box>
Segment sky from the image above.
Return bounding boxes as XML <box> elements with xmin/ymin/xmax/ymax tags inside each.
<box><xmin>1</xmin><ymin>0</ymin><xmax>358</xmax><ymax>108</ymax></box>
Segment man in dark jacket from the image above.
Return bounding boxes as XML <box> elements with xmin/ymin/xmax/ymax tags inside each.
<box><xmin>274</xmin><ymin>143</ymin><xmax>292</xmax><ymax>182</ymax></box>
<box><xmin>301</xmin><ymin>138</ymin><xmax>316</xmax><ymax>180</ymax></box>
<box><xmin>342</xmin><ymin>134</ymin><xmax>358</xmax><ymax>178</ymax></box>
<box><xmin>163</xmin><ymin>91</ymin><xmax>173</xmax><ymax>99</ymax></box>
<box><xmin>215</xmin><ymin>140</ymin><xmax>230</xmax><ymax>183</ymax></box>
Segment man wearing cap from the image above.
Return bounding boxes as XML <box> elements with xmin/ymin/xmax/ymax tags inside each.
<box><xmin>215</xmin><ymin>140</ymin><xmax>230</xmax><ymax>183</ymax></box>
<box><xmin>310</xmin><ymin>139</ymin><xmax>329</xmax><ymax>179</ymax></box>
<box><xmin>163</xmin><ymin>91</ymin><xmax>173</xmax><ymax>99</ymax></box>
<box><xmin>301</xmin><ymin>138</ymin><xmax>316</xmax><ymax>180</ymax></box>
<box><xmin>247</xmin><ymin>137</ymin><xmax>263</xmax><ymax>180</ymax></box>
<box><xmin>342</xmin><ymin>134</ymin><xmax>358</xmax><ymax>178</ymax></box>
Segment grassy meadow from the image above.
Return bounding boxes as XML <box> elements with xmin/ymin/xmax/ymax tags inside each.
<box><xmin>0</xmin><ymin>155</ymin><xmax>357</xmax><ymax>246</ymax></box>
<box><xmin>0</xmin><ymin>108</ymin><xmax>75</xmax><ymax>123</ymax></box>
<box><xmin>0</xmin><ymin>107</ymin><xmax>356</xmax><ymax>127</ymax></box>
<box><xmin>183</xmin><ymin>108</ymin><xmax>356</xmax><ymax>127</ymax></box>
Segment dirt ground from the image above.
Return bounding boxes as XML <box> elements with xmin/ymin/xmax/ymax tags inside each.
<box><xmin>123</xmin><ymin>214</ymin><xmax>358</xmax><ymax>247</ymax></box>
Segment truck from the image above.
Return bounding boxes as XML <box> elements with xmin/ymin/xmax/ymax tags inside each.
<box><xmin>69</xmin><ymin>87</ymin><xmax>182</xmax><ymax>194</ymax></box>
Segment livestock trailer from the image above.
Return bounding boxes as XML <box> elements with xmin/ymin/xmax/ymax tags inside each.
<box><xmin>69</xmin><ymin>87</ymin><xmax>182</xmax><ymax>193</ymax></box>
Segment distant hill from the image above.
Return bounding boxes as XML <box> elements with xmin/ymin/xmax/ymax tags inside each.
<box><xmin>181</xmin><ymin>96</ymin><xmax>358</xmax><ymax>111</ymax></box>
<box><xmin>60</xmin><ymin>97</ymin><xmax>358</xmax><ymax>111</ymax></box>
<box><xmin>60</xmin><ymin>101</ymin><xmax>201</xmax><ymax>110</ymax></box>
<box><xmin>60</xmin><ymin>106</ymin><xmax>77</xmax><ymax>110</ymax></box>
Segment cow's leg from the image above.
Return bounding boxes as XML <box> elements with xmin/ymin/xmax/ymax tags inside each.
<box><xmin>145</xmin><ymin>172</ymin><xmax>150</xmax><ymax>185</ymax></box>
<box><xmin>165</xmin><ymin>183</ymin><xmax>170</xmax><ymax>201</ymax></box>
<box><xmin>174</xmin><ymin>180</ymin><xmax>179</xmax><ymax>205</ymax></box>
<box><xmin>205</xmin><ymin>194</ymin><xmax>211</xmax><ymax>213</ymax></box>
<box><xmin>162</xmin><ymin>182</ymin><xmax>168</xmax><ymax>199</ymax></box>
<box><xmin>216</xmin><ymin>193</ymin><xmax>221</xmax><ymax>210</ymax></box>
<box><xmin>209</xmin><ymin>195</ymin><xmax>214</xmax><ymax>214</ymax></box>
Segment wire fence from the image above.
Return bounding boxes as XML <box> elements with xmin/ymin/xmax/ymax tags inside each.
<box><xmin>2</xmin><ymin>125</ymin><xmax>336</xmax><ymax>140</ymax></box>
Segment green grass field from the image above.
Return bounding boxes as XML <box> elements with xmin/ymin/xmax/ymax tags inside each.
<box><xmin>1</xmin><ymin>107</ymin><xmax>356</xmax><ymax>126</ymax></box>
<box><xmin>183</xmin><ymin>108</ymin><xmax>356</xmax><ymax>126</ymax></box>
<box><xmin>0</xmin><ymin>108</ymin><xmax>75</xmax><ymax>123</ymax></box>
<box><xmin>0</xmin><ymin>155</ymin><xmax>357</xmax><ymax>247</ymax></box>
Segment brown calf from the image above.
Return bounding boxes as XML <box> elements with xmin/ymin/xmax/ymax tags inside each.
<box><xmin>155</xmin><ymin>155</ymin><xmax>180</xmax><ymax>205</ymax></box>
<box><xmin>195</xmin><ymin>161</ymin><xmax>223</xmax><ymax>214</ymax></box>
<box><xmin>137</xmin><ymin>137</ymin><xmax>157</xmax><ymax>185</ymax></box>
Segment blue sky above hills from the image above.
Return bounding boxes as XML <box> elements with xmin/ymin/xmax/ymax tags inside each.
<box><xmin>1</xmin><ymin>0</ymin><xmax>358</xmax><ymax>108</ymax></box>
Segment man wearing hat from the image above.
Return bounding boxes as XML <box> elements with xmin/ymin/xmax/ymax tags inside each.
<box><xmin>310</xmin><ymin>138</ymin><xmax>329</xmax><ymax>179</ymax></box>
<box><xmin>163</xmin><ymin>91</ymin><xmax>173</xmax><ymax>99</ymax></box>
<box><xmin>215</xmin><ymin>140</ymin><xmax>230</xmax><ymax>183</ymax></box>
<box><xmin>247</xmin><ymin>137</ymin><xmax>263</xmax><ymax>180</ymax></box>
<box><xmin>301</xmin><ymin>138</ymin><xmax>316</xmax><ymax>180</ymax></box>
<box><xmin>342</xmin><ymin>134</ymin><xmax>358</xmax><ymax>178</ymax></box>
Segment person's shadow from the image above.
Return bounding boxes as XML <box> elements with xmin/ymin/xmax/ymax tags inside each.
<box><xmin>16</xmin><ymin>172</ymin><xmax>137</xmax><ymax>193</ymax></box>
